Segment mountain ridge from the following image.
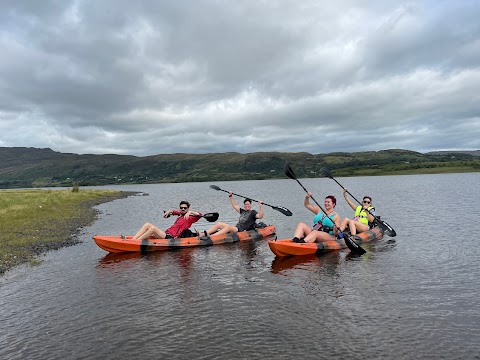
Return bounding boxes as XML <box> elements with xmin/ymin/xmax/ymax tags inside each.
<box><xmin>1</xmin><ymin>147</ymin><xmax>479</xmax><ymax>188</ymax></box>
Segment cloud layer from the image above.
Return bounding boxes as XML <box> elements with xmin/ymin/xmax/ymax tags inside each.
<box><xmin>1</xmin><ymin>0</ymin><xmax>479</xmax><ymax>155</ymax></box>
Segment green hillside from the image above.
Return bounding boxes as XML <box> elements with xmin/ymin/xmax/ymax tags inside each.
<box><xmin>0</xmin><ymin>147</ymin><xmax>478</xmax><ymax>189</ymax></box>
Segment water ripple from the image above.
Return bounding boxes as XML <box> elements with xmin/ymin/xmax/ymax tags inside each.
<box><xmin>1</xmin><ymin>174</ymin><xmax>480</xmax><ymax>359</ymax></box>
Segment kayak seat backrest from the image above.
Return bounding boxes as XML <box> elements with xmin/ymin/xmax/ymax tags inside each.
<box><xmin>254</xmin><ymin>222</ymin><xmax>268</xmax><ymax>229</ymax></box>
<box><xmin>179</xmin><ymin>229</ymin><xmax>199</xmax><ymax>238</ymax></box>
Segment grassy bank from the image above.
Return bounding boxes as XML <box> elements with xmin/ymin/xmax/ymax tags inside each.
<box><xmin>0</xmin><ymin>189</ymin><xmax>135</xmax><ymax>274</ymax></box>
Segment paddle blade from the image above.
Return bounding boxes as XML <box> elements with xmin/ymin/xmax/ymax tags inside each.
<box><xmin>209</xmin><ymin>185</ymin><xmax>221</xmax><ymax>191</ymax></box>
<box><xmin>320</xmin><ymin>167</ymin><xmax>334</xmax><ymax>179</ymax></box>
<box><xmin>202</xmin><ymin>212</ymin><xmax>219</xmax><ymax>222</ymax></box>
<box><xmin>283</xmin><ymin>162</ymin><xmax>297</xmax><ymax>180</ymax></box>
<box><xmin>377</xmin><ymin>220</ymin><xmax>396</xmax><ymax>237</ymax></box>
<box><xmin>272</xmin><ymin>206</ymin><xmax>293</xmax><ymax>216</ymax></box>
<box><xmin>344</xmin><ymin>235</ymin><xmax>366</xmax><ymax>255</ymax></box>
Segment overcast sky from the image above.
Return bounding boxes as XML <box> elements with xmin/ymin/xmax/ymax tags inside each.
<box><xmin>1</xmin><ymin>1</ymin><xmax>479</xmax><ymax>156</ymax></box>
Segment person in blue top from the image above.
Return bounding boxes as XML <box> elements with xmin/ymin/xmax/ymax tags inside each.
<box><xmin>292</xmin><ymin>192</ymin><xmax>341</xmax><ymax>243</ymax></box>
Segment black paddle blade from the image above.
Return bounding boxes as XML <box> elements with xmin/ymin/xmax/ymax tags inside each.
<box><xmin>272</xmin><ymin>206</ymin><xmax>293</xmax><ymax>216</ymax></box>
<box><xmin>344</xmin><ymin>235</ymin><xmax>366</xmax><ymax>255</ymax></box>
<box><xmin>320</xmin><ymin>167</ymin><xmax>333</xmax><ymax>179</ymax></box>
<box><xmin>283</xmin><ymin>162</ymin><xmax>297</xmax><ymax>180</ymax></box>
<box><xmin>209</xmin><ymin>185</ymin><xmax>222</xmax><ymax>191</ymax></box>
<box><xmin>378</xmin><ymin>220</ymin><xmax>396</xmax><ymax>237</ymax></box>
<box><xmin>202</xmin><ymin>212</ymin><xmax>219</xmax><ymax>222</ymax></box>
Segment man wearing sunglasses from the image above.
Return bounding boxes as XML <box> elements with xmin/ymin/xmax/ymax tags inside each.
<box><xmin>131</xmin><ymin>201</ymin><xmax>202</xmax><ymax>240</ymax></box>
<box><xmin>338</xmin><ymin>190</ymin><xmax>376</xmax><ymax>236</ymax></box>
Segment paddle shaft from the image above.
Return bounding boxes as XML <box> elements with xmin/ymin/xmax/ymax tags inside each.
<box><xmin>283</xmin><ymin>164</ymin><xmax>334</xmax><ymax>219</ymax></box>
<box><xmin>292</xmin><ymin>179</ymin><xmax>331</xmax><ymax>218</ymax></box>
<box><xmin>164</xmin><ymin>211</ymin><xmax>218</xmax><ymax>222</ymax></box>
<box><xmin>215</xmin><ymin>188</ymin><xmax>270</xmax><ymax>209</ymax></box>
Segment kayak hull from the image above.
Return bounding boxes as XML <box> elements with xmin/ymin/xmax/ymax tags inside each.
<box><xmin>93</xmin><ymin>225</ymin><xmax>276</xmax><ymax>253</ymax></box>
<box><xmin>268</xmin><ymin>227</ymin><xmax>384</xmax><ymax>257</ymax></box>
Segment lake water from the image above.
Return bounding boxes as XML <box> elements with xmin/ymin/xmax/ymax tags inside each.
<box><xmin>1</xmin><ymin>173</ymin><xmax>480</xmax><ymax>359</ymax></box>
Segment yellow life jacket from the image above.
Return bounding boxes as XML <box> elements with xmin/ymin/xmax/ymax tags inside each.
<box><xmin>354</xmin><ymin>206</ymin><xmax>374</xmax><ymax>226</ymax></box>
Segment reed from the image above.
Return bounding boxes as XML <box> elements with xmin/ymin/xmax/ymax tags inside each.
<box><xmin>0</xmin><ymin>188</ymin><xmax>130</xmax><ymax>273</ymax></box>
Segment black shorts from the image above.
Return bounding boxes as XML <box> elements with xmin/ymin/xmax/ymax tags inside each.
<box><xmin>237</xmin><ymin>225</ymin><xmax>254</xmax><ymax>232</ymax></box>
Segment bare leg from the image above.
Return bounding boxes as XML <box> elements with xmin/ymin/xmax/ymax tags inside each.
<box><xmin>210</xmin><ymin>225</ymin><xmax>238</xmax><ymax>236</ymax></box>
<box><xmin>348</xmin><ymin>219</ymin><xmax>357</xmax><ymax>235</ymax></box>
<box><xmin>133</xmin><ymin>222</ymin><xmax>153</xmax><ymax>239</ymax></box>
<box><xmin>351</xmin><ymin>221</ymin><xmax>369</xmax><ymax>235</ymax></box>
<box><xmin>294</xmin><ymin>222</ymin><xmax>312</xmax><ymax>239</ymax></box>
<box><xmin>133</xmin><ymin>223</ymin><xmax>166</xmax><ymax>240</ymax></box>
<box><xmin>304</xmin><ymin>230</ymin><xmax>336</xmax><ymax>243</ymax></box>
<box><xmin>205</xmin><ymin>222</ymin><xmax>231</xmax><ymax>235</ymax></box>
<box><xmin>340</xmin><ymin>218</ymin><xmax>351</xmax><ymax>232</ymax></box>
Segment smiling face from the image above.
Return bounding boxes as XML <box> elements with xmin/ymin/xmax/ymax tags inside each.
<box><xmin>362</xmin><ymin>197</ymin><xmax>372</xmax><ymax>208</ymax></box>
<box><xmin>324</xmin><ymin>195</ymin><xmax>336</xmax><ymax>211</ymax></box>
<box><xmin>243</xmin><ymin>201</ymin><xmax>252</xmax><ymax>210</ymax></box>
<box><xmin>324</xmin><ymin>198</ymin><xmax>334</xmax><ymax>210</ymax></box>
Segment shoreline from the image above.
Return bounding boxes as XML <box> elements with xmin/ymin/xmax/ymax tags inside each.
<box><xmin>0</xmin><ymin>190</ymin><xmax>138</xmax><ymax>274</ymax></box>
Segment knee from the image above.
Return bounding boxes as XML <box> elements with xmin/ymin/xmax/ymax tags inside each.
<box><xmin>148</xmin><ymin>225</ymin><xmax>159</xmax><ymax>232</ymax></box>
<box><xmin>296</xmin><ymin>222</ymin><xmax>307</xmax><ymax>229</ymax></box>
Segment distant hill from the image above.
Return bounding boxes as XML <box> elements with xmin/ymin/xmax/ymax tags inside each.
<box><xmin>427</xmin><ymin>150</ymin><xmax>480</xmax><ymax>156</ymax></box>
<box><xmin>0</xmin><ymin>147</ymin><xmax>479</xmax><ymax>189</ymax></box>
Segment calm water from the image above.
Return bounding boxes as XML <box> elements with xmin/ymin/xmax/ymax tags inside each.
<box><xmin>1</xmin><ymin>173</ymin><xmax>480</xmax><ymax>359</ymax></box>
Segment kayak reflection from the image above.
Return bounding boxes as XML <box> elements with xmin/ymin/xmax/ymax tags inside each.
<box><xmin>271</xmin><ymin>251</ymin><xmax>341</xmax><ymax>275</ymax></box>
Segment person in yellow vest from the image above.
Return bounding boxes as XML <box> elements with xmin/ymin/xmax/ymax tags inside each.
<box><xmin>339</xmin><ymin>189</ymin><xmax>375</xmax><ymax>235</ymax></box>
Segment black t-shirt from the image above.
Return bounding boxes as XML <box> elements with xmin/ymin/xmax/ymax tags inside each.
<box><xmin>235</xmin><ymin>209</ymin><xmax>258</xmax><ymax>231</ymax></box>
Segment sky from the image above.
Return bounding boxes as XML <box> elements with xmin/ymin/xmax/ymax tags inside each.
<box><xmin>1</xmin><ymin>1</ymin><xmax>479</xmax><ymax>157</ymax></box>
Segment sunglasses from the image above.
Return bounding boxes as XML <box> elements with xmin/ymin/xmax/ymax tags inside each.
<box><xmin>180</xmin><ymin>207</ymin><xmax>188</xmax><ymax>210</ymax></box>
<box><xmin>363</xmin><ymin>200</ymin><xmax>371</xmax><ymax>204</ymax></box>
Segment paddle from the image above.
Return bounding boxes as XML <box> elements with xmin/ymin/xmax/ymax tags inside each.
<box><xmin>283</xmin><ymin>163</ymin><xmax>330</xmax><ymax>217</ymax></box>
<box><xmin>320</xmin><ymin>167</ymin><xmax>396</xmax><ymax>237</ymax></box>
<box><xmin>209</xmin><ymin>185</ymin><xmax>292</xmax><ymax>216</ymax></box>
<box><xmin>283</xmin><ymin>162</ymin><xmax>365</xmax><ymax>255</ymax></box>
<box><xmin>200</xmin><ymin>212</ymin><xmax>220</xmax><ymax>222</ymax></box>
<box><xmin>164</xmin><ymin>211</ymin><xmax>219</xmax><ymax>222</ymax></box>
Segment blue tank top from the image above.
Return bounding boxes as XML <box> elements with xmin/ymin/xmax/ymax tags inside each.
<box><xmin>321</xmin><ymin>213</ymin><xmax>336</xmax><ymax>235</ymax></box>
<box><xmin>312</xmin><ymin>212</ymin><xmax>335</xmax><ymax>234</ymax></box>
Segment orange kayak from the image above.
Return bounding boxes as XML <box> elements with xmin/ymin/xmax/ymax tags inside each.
<box><xmin>93</xmin><ymin>225</ymin><xmax>276</xmax><ymax>253</ymax></box>
<box><xmin>268</xmin><ymin>227</ymin><xmax>383</xmax><ymax>257</ymax></box>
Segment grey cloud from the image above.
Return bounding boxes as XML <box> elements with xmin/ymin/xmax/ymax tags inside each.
<box><xmin>0</xmin><ymin>1</ymin><xmax>479</xmax><ymax>156</ymax></box>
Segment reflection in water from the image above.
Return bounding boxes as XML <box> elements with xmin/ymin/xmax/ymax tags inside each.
<box><xmin>97</xmin><ymin>251</ymin><xmax>146</xmax><ymax>266</ymax></box>
<box><xmin>2</xmin><ymin>174</ymin><xmax>480</xmax><ymax>360</ymax></box>
<box><xmin>344</xmin><ymin>237</ymin><xmax>398</xmax><ymax>261</ymax></box>
<box><xmin>271</xmin><ymin>253</ymin><xmax>319</xmax><ymax>274</ymax></box>
<box><xmin>270</xmin><ymin>250</ymin><xmax>341</xmax><ymax>275</ymax></box>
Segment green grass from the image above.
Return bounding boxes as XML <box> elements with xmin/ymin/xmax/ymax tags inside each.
<box><xmin>0</xmin><ymin>188</ymin><xmax>129</xmax><ymax>274</ymax></box>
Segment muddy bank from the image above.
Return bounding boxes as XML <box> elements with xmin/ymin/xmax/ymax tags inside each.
<box><xmin>1</xmin><ymin>191</ymin><xmax>139</xmax><ymax>274</ymax></box>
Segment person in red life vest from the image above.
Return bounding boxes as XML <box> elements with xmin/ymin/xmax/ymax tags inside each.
<box><xmin>339</xmin><ymin>189</ymin><xmax>375</xmax><ymax>235</ymax></box>
<box><xmin>131</xmin><ymin>201</ymin><xmax>202</xmax><ymax>240</ymax></box>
